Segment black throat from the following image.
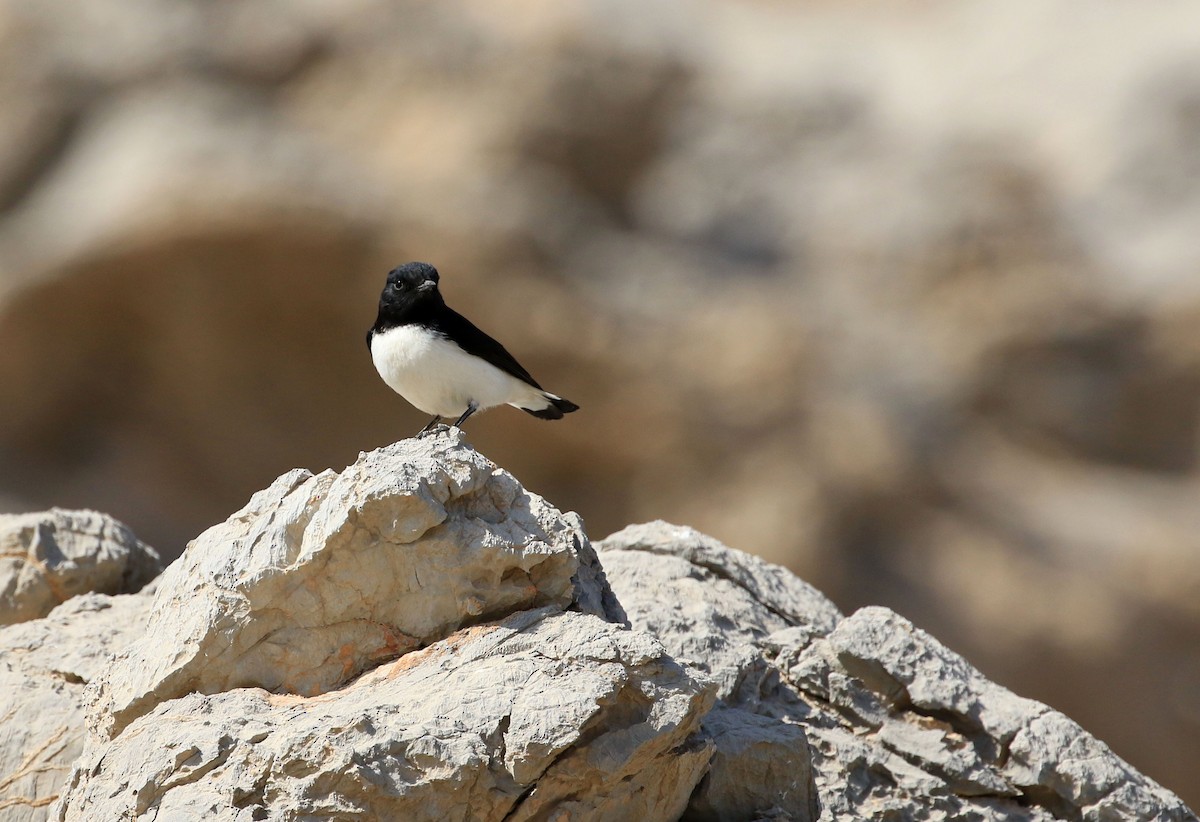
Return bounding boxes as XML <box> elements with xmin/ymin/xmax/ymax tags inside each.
<box><xmin>370</xmin><ymin>288</ymin><xmax>446</xmax><ymax>337</ymax></box>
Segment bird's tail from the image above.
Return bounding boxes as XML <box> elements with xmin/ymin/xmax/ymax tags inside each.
<box><xmin>522</xmin><ymin>393</ymin><xmax>579</xmax><ymax>420</ymax></box>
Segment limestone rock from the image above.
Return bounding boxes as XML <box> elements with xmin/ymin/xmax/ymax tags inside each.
<box><xmin>90</xmin><ymin>430</ymin><xmax>617</xmax><ymax>740</ymax></box>
<box><xmin>776</xmin><ymin>607</ymin><xmax>1197</xmax><ymax>820</ymax></box>
<box><xmin>687</xmin><ymin>705</ymin><xmax>818</xmax><ymax>822</ymax></box>
<box><xmin>0</xmin><ymin>509</ymin><xmax>161</xmax><ymax>627</ymax></box>
<box><xmin>53</xmin><ymin>608</ymin><xmax>714</xmax><ymax>822</ymax></box>
<box><xmin>0</xmin><ymin>592</ymin><xmax>153</xmax><ymax>821</ymax></box>
<box><xmin>599</xmin><ymin>523</ymin><xmax>1198</xmax><ymax>822</ymax></box>
<box><xmin>599</xmin><ymin>521</ymin><xmax>839</xmax><ymax>821</ymax></box>
<box><xmin>8</xmin><ymin>457</ymin><xmax>1194</xmax><ymax>822</ymax></box>
<box><xmin>597</xmin><ymin>521</ymin><xmax>841</xmax><ymax>698</ymax></box>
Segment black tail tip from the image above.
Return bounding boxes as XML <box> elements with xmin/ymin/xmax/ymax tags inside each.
<box><xmin>524</xmin><ymin>396</ymin><xmax>580</xmax><ymax>420</ymax></box>
<box><xmin>553</xmin><ymin>396</ymin><xmax>580</xmax><ymax>414</ymax></box>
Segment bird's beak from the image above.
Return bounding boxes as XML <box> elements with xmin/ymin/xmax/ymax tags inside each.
<box><xmin>418</xmin><ymin>280</ymin><xmax>437</xmax><ymax>292</ymax></box>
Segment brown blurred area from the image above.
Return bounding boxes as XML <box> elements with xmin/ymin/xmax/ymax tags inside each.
<box><xmin>1</xmin><ymin>0</ymin><xmax>1199</xmax><ymax>803</ymax></box>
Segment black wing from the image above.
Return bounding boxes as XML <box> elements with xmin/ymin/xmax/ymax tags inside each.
<box><xmin>434</xmin><ymin>307</ymin><xmax>543</xmax><ymax>390</ymax></box>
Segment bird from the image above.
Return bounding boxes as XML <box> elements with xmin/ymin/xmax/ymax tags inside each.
<box><xmin>367</xmin><ymin>262</ymin><xmax>579</xmax><ymax>435</ymax></box>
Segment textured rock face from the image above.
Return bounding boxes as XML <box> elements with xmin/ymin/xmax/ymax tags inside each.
<box><xmin>6</xmin><ymin>439</ymin><xmax>1193</xmax><ymax>821</ymax></box>
<box><xmin>89</xmin><ymin>430</ymin><xmax>616</xmax><ymax>740</ymax></box>
<box><xmin>49</xmin><ymin>437</ymin><xmax>716</xmax><ymax>821</ymax></box>
<box><xmin>0</xmin><ymin>592</ymin><xmax>154</xmax><ymax>821</ymax></box>
<box><xmin>54</xmin><ymin>608</ymin><xmax>713</xmax><ymax>822</ymax></box>
<box><xmin>597</xmin><ymin>522</ymin><xmax>841</xmax><ymax>699</ymax></box>
<box><xmin>782</xmin><ymin>609</ymin><xmax>1195</xmax><ymax>821</ymax></box>
<box><xmin>598</xmin><ymin>522</ymin><xmax>1198</xmax><ymax>822</ymax></box>
<box><xmin>0</xmin><ymin>510</ymin><xmax>161</xmax><ymax>627</ymax></box>
<box><xmin>598</xmin><ymin>522</ymin><xmax>842</xmax><ymax>821</ymax></box>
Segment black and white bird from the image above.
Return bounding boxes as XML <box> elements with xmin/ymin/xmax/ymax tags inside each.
<box><xmin>367</xmin><ymin>262</ymin><xmax>579</xmax><ymax>434</ymax></box>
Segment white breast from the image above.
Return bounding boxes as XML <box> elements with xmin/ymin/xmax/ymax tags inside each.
<box><xmin>370</xmin><ymin>324</ymin><xmax>546</xmax><ymax>418</ymax></box>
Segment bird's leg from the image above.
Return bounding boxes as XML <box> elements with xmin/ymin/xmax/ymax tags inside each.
<box><xmin>416</xmin><ymin>415</ymin><xmax>442</xmax><ymax>436</ymax></box>
<box><xmin>451</xmin><ymin>403</ymin><xmax>478</xmax><ymax>429</ymax></box>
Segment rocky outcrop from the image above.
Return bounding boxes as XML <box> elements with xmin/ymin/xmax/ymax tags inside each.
<box><xmin>0</xmin><ymin>511</ymin><xmax>158</xmax><ymax>820</ymax></box>
<box><xmin>54</xmin><ymin>608</ymin><xmax>713</xmax><ymax>822</ymax></box>
<box><xmin>0</xmin><ymin>510</ymin><xmax>160</xmax><ymax>627</ymax></box>
<box><xmin>782</xmin><ymin>608</ymin><xmax>1194</xmax><ymax>821</ymax></box>
<box><xmin>87</xmin><ymin>431</ymin><xmax>618</xmax><ymax>741</ymax></box>
<box><xmin>51</xmin><ymin>433</ymin><xmax>717</xmax><ymax>821</ymax></box>
<box><xmin>599</xmin><ymin>522</ymin><xmax>1198</xmax><ymax>821</ymax></box>
<box><xmin>1</xmin><ymin>436</ymin><xmax>1193</xmax><ymax>821</ymax></box>
<box><xmin>0</xmin><ymin>592</ymin><xmax>154</xmax><ymax>821</ymax></box>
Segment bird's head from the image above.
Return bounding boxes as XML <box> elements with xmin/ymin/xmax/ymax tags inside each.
<box><xmin>380</xmin><ymin>262</ymin><xmax>441</xmax><ymax>309</ymax></box>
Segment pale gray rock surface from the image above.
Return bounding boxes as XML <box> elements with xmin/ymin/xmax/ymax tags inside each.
<box><xmin>598</xmin><ymin>522</ymin><xmax>1198</xmax><ymax>822</ymax></box>
<box><xmin>597</xmin><ymin>522</ymin><xmax>841</xmax><ymax>699</ymax></box>
<box><xmin>779</xmin><ymin>608</ymin><xmax>1197</xmax><ymax>821</ymax></box>
<box><xmin>0</xmin><ymin>509</ymin><xmax>161</xmax><ymax>627</ymax></box>
<box><xmin>687</xmin><ymin>705</ymin><xmax>817</xmax><ymax>822</ymax></box>
<box><xmin>89</xmin><ymin>429</ymin><xmax>616</xmax><ymax>740</ymax></box>
<box><xmin>599</xmin><ymin>521</ymin><xmax>839</xmax><ymax>821</ymax></box>
<box><xmin>0</xmin><ymin>592</ymin><xmax>153</xmax><ymax>821</ymax></box>
<box><xmin>54</xmin><ymin>608</ymin><xmax>714</xmax><ymax>822</ymax></box>
<box><xmin>9</xmin><ymin>449</ymin><xmax>1195</xmax><ymax>821</ymax></box>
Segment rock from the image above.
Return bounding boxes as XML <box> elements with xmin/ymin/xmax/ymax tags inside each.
<box><xmin>599</xmin><ymin>523</ymin><xmax>1198</xmax><ymax>822</ymax></box>
<box><xmin>89</xmin><ymin>430</ymin><xmax>619</xmax><ymax>740</ymax></box>
<box><xmin>781</xmin><ymin>607</ymin><xmax>1199</xmax><ymax>821</ymax></box>
<box><xmin>0</xmin><ymin>428</ymin><xmax>1191</xmax><ymax>822</ymax></box>
<box><xmin>4</xmin><ymin>450</ymin><xmax>1192</xmax><ymax>822</ymax></box>
<box><xmin>687</xmin><ymin>705</ymin><xmax>818</xmax><ymax>822</ymax></box>
<box><xmin>597</xmin><ymin>521</ymin><xmax>841</xmax><ymax>698</ymax></box>
<box><xmin>49</xmin><ymin>440</ymin><xmax>709</xmax><ymax>820</ymax></box>
<box><xmin>0</xmin><ymin>591</ymin><xmax>153</xmax><ymax>821</ymax></box>
<box><xmin>0</xmin><ymin>509</ymin><xmax>161</xmax><ymax>627</ymax></box>
<box><xmin>53</xmin><ymin>608</ymin><xmax>715</xmax><ymax>822</ymax></box>
<box><xmin>599</xmin><ymin>522</ymin><xmax>834</xmax><ymax>821</ymax></box>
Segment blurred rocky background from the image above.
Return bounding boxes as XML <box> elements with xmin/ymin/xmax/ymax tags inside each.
<box><xmin>0</xmin><ymin>0</ymin><xmax>1198</xmax><ymax>805</ymax></box>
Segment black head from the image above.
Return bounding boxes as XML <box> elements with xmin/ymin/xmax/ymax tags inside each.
<box><xmin>379</xmin><ymin>262</ymin><xmax>442</xmax><ymax>311</ymax></box>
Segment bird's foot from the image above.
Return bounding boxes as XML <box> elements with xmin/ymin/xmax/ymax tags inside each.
<box><xmin>414</xmin><ymin>415</ymin><xmax>443</xmax><ymax>437</ymax></box>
